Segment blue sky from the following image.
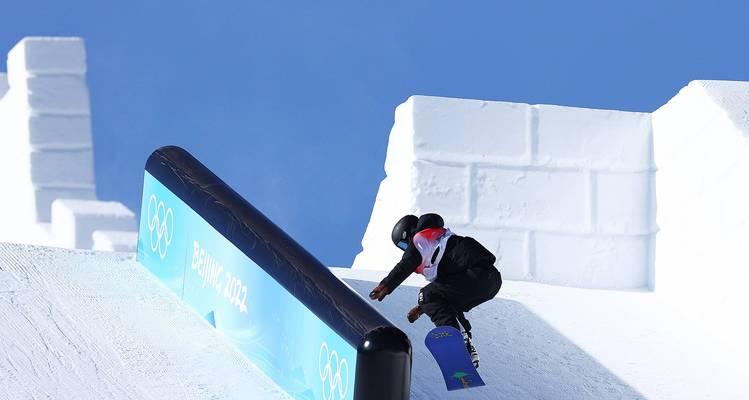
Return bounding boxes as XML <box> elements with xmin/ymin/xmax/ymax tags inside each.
<box><xmin>1</xmin><ymin>1</ymin><xmax>747</xmax><ymax>266</ymax></box>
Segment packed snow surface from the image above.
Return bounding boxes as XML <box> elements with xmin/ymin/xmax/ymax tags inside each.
<box><xmin>2</xmin><ymin>242</ymin><xmax>746</xmax><ymax>400</ymax></box>
<box><xmin>333</xmin><ymin>268</ymin><xmax>749</xmax><ymax>400</ymax></box>
<box><xmin>0</xmin><ymin>242</ymin><xmax>290</xmax><ymax>400</ymax></box>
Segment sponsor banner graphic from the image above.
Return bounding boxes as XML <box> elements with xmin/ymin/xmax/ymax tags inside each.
<box><xmin>138</xmin><ymin>171</ymin><xmax>356</xmax><ymax>400</ymax></box>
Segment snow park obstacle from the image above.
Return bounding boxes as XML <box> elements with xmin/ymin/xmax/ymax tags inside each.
<box><xmin>136</xmin><ymin>146</ymin><xmax>412</xmax><ymax>400</ymax></box>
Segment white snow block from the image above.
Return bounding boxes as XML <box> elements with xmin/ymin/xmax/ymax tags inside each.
<box><xmin>411</xmin><ymin>96</ymin><xmax>530</xmax><ymax>160</ymax></box>
<box><xmin>30</xmin><ymin>149</ymin><xmax>94</xmax><ymax>186</ymax></box>
<box><xmin>8</xmin><ymin>75</ymin><xmax>90</xmax><ymax>114</ymax></box>
<box><xmin>92</xmin><ymin>230</ymin><xmax>137</xmax><ymax>252</ymax></box>
<box><xmin>464</xmin><ymin>229</ymin><xmax>528</xmax><ymax>280</ymax></box>
<box><xmin>7</xmin><ymin>37</ymin><xmax>86</xmax><ymax>77</ymax></box>
<box><xmin>33</xmin><ymin>187</ymin><xmax>96</xmax><ymax>223</ymax></box>
<box><xmin>699</xmin><ymin>80</ymin><xmax>749</xmax><ymax>136</ymax></box>
<box><xmin>595</xmin><ymin>172</ymin><xmax>655</xmax><ymax>234</ymax></box>
<box><xmin>0</xmin><ymin>73</ymin><xmax>8</xmax><ymax>98</ymax></box>
<box><xmin>356</xmin><ymin>94</ymin><xmax>656</xmax><ymax>289</ymax></box>
<box><xmin>28</xmin><ymin>115</ymin><xmax>92</xmax><ymax>147</ymax></box>
<box><xmin>534</xmin><ymin>233</ymin><xmax>651</xmax><ymax>289</ymax></box>
<box><xmin>652</xmin><ymin>80</ymin><xmax>749</xmax><ymax>351</ymax></box>
<box><xmin>497</xmin><ymin>231</ymin><xmax>529</xmax><ymax>280</ymax></box>
<box><xmin>653</xmin><ymin>80</ymin><xmax>749</xmax><ymax>299</ymax></box>
<box><xmin>413</xmin><ymin>161</ymin><xmax>469</xmax><ymax>223</ymax></box>
<box><xmin>383</xmin><ymin>99</ymin><xmax>416</xmax><ymax>175</ymax></box>
<box><xmin>474</xmin><ymin>167</ymin><xmax>587</xmax><ymax>230</ymax></box>
<box><xmin>51</xmin><ymin>199</ymin><xmax>136</xmax><ymax>250</ymax></box>
<box><xmin>352</xmin><ymin>177</ymin><xmax>416</xmax><ymax>270</ymax></box>
<box><xmin>536</xmin><ymin>105</ymin><xmax>652</xmax><ymax>170</ymax></box>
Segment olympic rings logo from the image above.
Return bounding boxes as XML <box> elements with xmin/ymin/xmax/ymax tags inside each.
<box><xmin>147</xmin><ymin>194</ymin><xmax>173</xmax><ymax>259</ymax></box>
<box><xmin>318</xmin><ymin>341</ymin><xmax>349</xmax><ymax>400</ymax></box>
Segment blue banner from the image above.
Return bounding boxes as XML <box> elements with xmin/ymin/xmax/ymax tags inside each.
<box><xmin>138</xmin><ymin>171</ymin><xmax>357</xmax><ymax>400</ymax></box>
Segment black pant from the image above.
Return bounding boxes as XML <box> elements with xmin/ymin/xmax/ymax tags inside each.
<box><xmin>418</xmin><ymin>265</ymin><xmax>502</xmax><ymax>332</ymax></box>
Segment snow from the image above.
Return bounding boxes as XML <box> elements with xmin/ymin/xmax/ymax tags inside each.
<box><xmin>333</xmin><ymin>268</ymin><xmax>749</xmax><ymax>400</ymax></box>
<box><xmin>33</xmin><ymin>187</ymin><xmax>97</xmax><ymax>222</ymax></box>
<box><xmin>28</xmin><ymin>114</ymin><xmax>92</xmax><ymax>148</ymax></box>
<box><xmin>355</xmin><ymin>95</ymin><xmax>656</xmax><ymax>290</ymax></box>
<box><xmin>0</xmin><ymin>37</ymin><xmax>136</xmax><ymax>251</ymax></box>
<box><xmin>595</xmin><ymin>171</ymin><xmax>654</xmax><ymax>234</ymax></box>
<box><xmin>535</xmin><ymin>104</ymin><xmax>652</xmax><ymax>170</ymax></box>
<box><xmin>51</xmin><ymin>199</ymin><xmax>137</xmax><ymax>249</ymax></box>
<box><xmin>7</xmin><ymin>37</ymin><xmax>87</xmax><ymax>77</ymax></box>
<box><xmin>8</xmin><ymin>75</ymin><xmax>91</xmax><ymax>114</ymax></box>
<box><xmin>0</xmin><ymin>73</ymin><xmax>7</xmax><ymax>98</ymax></box>
<box><xmin>652</xmin><ymin>80</ymin><xmax>749</xmax><ymax>353</ymax></box>
<box><xmin>533</xmin><ymin>233</ymin><xmax>650</xmax><ymax>288</ymax></box>
<box><xmin>0</xmin><ymin>224</ymin><xmax>54</xmax><ymax>250</ymax></box>
<box><xmin>92</xmin><ymin>230</ymin><xmax>139</xmax><ymax>252</ymax></box>
<box><xmin>0</xmin><ymin>242</ymin><xmax>290</xmax><ymax>400</ymax></box>
<box><xmin>474</xmin><ymin>168</ymin><xmax>588</xmax><ymax>230</ymax></box>
<box><xmin>699</xmin><ymin>80</ymin><xmax>749</xmax><ymax>136</ymax></box>
<box><xmin>411</xmin><ymin>96</ymin><xmax>530</xmax><ymax>160</ymax></box>
<box><xmin>413</xmin><ymin>160</ymin><xmax>470</xmax><ymax>224</ymax></box>
<box><xmin>4</xmin><ymin>241</ymin><xmax>744</xmax><ymax>400</ymax></box>
<box><xmin>0</xmin><ymin>37</ymin><xmax>95</xmax><ymax>227</ymax></box>
<box><xmin>344</xmin><ymin>82</ymin><xmax>749</xmax><ymax>398</ymax></box>
<box><xmin>30</xmin><ymin>149</ymin><xmax>95</xmax><ymax>186</ymax></box>
<box><xmin>6</xmin><ymin>38</ymin><xmax>90</xmax><ymax>114</ymax></box>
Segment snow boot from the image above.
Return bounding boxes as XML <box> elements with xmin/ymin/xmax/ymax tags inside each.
<box><xmin>462</xmin><ymin>330</ymin><xmax>479</xmax><ymax>369</ymax></box>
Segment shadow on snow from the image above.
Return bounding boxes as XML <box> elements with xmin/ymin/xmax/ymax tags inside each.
<box><xmin>344</xmin><ymin>279</ymin><xmax>645</xmax><ymax>400</ymax></box>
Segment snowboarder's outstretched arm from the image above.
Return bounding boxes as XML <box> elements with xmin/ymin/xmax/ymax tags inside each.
<box><xmin>368</xmin><ymin>244</ymin><xmax>420</xmax><ymax>301</ymax></box>
<box><xmin>369</xmin><ymin>213</ymin><xmax>445</xmax><ymax>301</ymax></box>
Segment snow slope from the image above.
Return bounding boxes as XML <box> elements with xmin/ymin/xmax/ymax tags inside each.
<box><xmin>333</xmin><ymin>268</ymin><xmax>749</xmax><ymax>400</ymax></box>
<box><xmin>1</xmin><ymin>241</ymin><xmax>746</xmax><ymax>399</ymax></box>
<box><xmin>0</xmin><ymin>242</ymin><xmax>290</xmax><ymax>400</ymax></box>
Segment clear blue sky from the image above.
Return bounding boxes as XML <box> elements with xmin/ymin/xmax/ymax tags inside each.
<box><xmin>1</xmin><ymin>1</ymin><xmax>747</xmax><ymax>266</ymax></box>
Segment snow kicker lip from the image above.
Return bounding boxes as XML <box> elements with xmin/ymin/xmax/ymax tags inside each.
<box><xmin>139</xmin><ymin>145</ymin><xmax>412</xmax><ymax>400</ymax></box>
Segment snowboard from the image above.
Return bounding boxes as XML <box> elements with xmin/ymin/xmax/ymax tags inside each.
<box><xmin>424</xmin><ymin>326</ymin><xmax>486</xmax><ymax>391</ymax></box>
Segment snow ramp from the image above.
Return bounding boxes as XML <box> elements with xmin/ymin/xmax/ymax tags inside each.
<box><xmin>0</xmin><ymin>242</ymin><xmax>290</xmax><ymax>399</ymax></box>
<box><xmin>333</xmin><ymin>268</ymin><xmax>749</xmax><ymax>400</ymax></box>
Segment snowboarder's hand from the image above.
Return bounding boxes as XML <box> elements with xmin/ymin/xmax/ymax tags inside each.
<box><xmin>369</xmin><ymin>284</ymin><xmax>390</xmax><ymax>301</ymax></box>
<box><xmin>407</xmin><ymin>305</ymin><xmax>423</xmax><ymax>323</ymax></box>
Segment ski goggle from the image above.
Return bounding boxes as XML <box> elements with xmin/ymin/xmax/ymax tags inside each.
<box><xmin>396</xmin><ymin>239</ymin><xmax>409</xmax><ymax>251</ymax></box>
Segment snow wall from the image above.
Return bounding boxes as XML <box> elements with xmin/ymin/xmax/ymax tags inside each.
<box><xmin>355</xmin><ymin>96</ymin><xmax>656</xmax><ymax>290</ymax></box>
<box><xmin>137</xmin><ymin>146</ymin><xmax>411</xmax><ymax>400</ymax></box>
<box><xmin>0</xmin><ymin>37</ymin><xmax>136</xmax><ymax>251</ymax></box>
<box><xmin>652</xmin><ymin>80</ymin><xmax>749</xmax><ymax>345</ymax></box>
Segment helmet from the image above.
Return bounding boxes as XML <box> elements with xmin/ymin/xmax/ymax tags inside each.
<box><xmin>391</xmin><ymin>215</ymin><xmax>418</xmax><ymax>251</ymax></box>
<box><xmin>415</xmin><ymin>213</ymin><xmax>444</xmax><ymax>232</ymax></box>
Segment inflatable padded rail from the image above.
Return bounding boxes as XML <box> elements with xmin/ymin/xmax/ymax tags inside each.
<box><xmin>137</xmin><ymin>146</ymin><xmax>411</xmax><ymax>400</ymax></box>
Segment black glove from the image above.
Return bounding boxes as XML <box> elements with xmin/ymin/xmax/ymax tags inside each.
<box><xmin>407</xmin><ymin>305</ymin><xmax>423</xmax><ymax>323</ymax></box>
<box><xmin>369</xmin><ymin>284</ymin><xmax>391</xmax><ymax>301</ymax></box>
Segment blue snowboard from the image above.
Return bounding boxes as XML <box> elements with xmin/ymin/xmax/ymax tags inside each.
<box><xmin>424</xmin><ymin>326</ymin><xmax>486</xmax><ymax>391</ymax></box>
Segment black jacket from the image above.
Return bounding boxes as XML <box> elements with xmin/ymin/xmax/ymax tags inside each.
<box><xmin>380</xmin><ymin>215</ymin><xmax>496</xmax><ymax>290</ymax></box>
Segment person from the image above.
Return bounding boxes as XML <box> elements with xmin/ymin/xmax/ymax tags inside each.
<box><xmin>369</xmin><ymin>213</ymin><xmax>502</xmax><ymax>368</ymax></box>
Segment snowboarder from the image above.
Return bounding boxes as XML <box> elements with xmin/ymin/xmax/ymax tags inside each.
<box><xmin>369</xmin><ymin>213</ymin><xmax>502</xmax><ymax>368</ymax></box>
